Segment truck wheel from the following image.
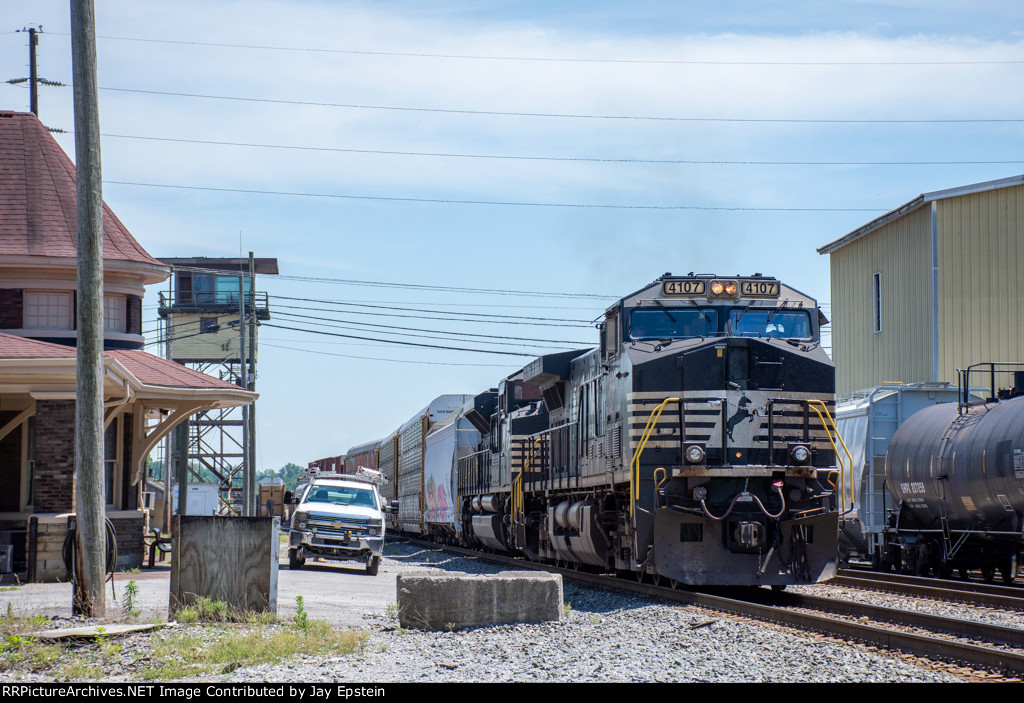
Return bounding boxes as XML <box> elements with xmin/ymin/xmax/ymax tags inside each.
<box><xmin>365</xmin><ymin>555</ymin><xmax>380</xmax><ymax>576</ymax></box>
<box><xmin>289</xmin><ymin>548</ymin><xmax>305</xmax><ymax>570</ymax></box>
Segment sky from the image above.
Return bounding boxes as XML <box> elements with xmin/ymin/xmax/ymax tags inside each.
<box><xmin>2</xmin><ymin>1</ymin><xmax>1023</xmax><ymax>472</ymax></box>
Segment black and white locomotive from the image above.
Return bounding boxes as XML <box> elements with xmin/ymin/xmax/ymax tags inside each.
<box><xmin>429</xmin><ymin>273</ymin><xmax>841</xmax><ymax>586</ymax></box>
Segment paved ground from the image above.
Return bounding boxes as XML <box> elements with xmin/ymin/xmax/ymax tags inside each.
<box><xmin>0</xmin><ymin>541</ymin><xmax>442</xmax><ymax>628</ymax></box>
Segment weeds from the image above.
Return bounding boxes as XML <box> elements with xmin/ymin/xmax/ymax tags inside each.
<box><xmin>121</xmin><ymin>580</ymin><xmax>140</xmax><ymax>617</ymax></box>
<box><xmin>137</xmin><ymin>620</ymin><xmax>367</xmax><ymax>680</ymax></box>
<box><xmin>0</xmin><ymin>594</ymin><xmax>366</xmax><ymax>681</ymax></box>
<box><xmin>294</xmin><ymin>595</ymin><xmax>309</xmax><ymax>632</ymax></box>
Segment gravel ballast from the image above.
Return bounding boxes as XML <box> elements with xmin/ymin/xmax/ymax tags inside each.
<box><xmin>221</xmin><ymin>542</ymin><xmax>965</xmax><ymax>683</ymax></box>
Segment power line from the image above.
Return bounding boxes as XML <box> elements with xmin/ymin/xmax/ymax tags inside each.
<box><xmin>59</xmin><ymin>32</ymin><xmax>1024</xmax><ymax>66</ymax></box>
<box><xmin>271</xmin><ymin>309</ymin><xmax>590</xmax><ymax>347</ymax></box>
<box><xmin>98</xmin><ymin>87</ymin><xmax>1024</xmax><ymax>124</ymax></box>
<box><xmin>272</xmin><ymin>285</ymin><xmax>606</xmax><ymax>303</ymax></box>
<box><xmin>99</xmin><ymin>133</ymin><xmax>1024</xmax><ymax>167</ymax></box>
<box><xmin>104</xmin><ymin>180</ymin><xmax>883</xmax><ymax>212</ymax></box>
<box><xmin>261</xmin><ymin>322</ymin><xmax>546</xmax><ymax>357</ymax></box>
<box><xmin>269</xmin><ymin>302</ymin><xmax>593</xmax><ymax>327</ymax></box>
<box><xmin>261</xmin><ymin>342</ymin><xmax>514</xmax><ymax>368</ymax></box>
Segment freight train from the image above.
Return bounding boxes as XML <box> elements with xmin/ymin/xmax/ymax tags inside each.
<box><xmin>837</xmin><ymin>364</ymin><xmax>1024</xmax><ymax>583</ymax></box>
<box><xmin>322</xmin><ymin>274</ymin><xmax>843</xmax><ymax>587</ymax></box>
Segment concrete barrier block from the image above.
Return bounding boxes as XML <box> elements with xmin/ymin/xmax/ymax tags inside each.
<box><xmin>396</xmin><ymin>571</ymin><xmax>562</xmax><ymax>630</ymax></box>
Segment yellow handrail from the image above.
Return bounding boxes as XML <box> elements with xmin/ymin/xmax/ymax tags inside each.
<box><xmin>806</xmin><ymin>399</ymin><xmax>854</xmax><ymax>513</ymax></box>
<box><xmin>512</xmin><ymin>436</ymin><xmax>543</xmax><ymax>526</ymax></box>
<box><xmin>629</xmin><ymin>398</ymin><xmax>680</xmax><ymax>517</ymax></box>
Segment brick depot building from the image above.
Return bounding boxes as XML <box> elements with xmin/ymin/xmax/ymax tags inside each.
<box><xmin>0</xmin><ymin>111</ymin><xmax>254</xmax><ymax>580</ymax></box>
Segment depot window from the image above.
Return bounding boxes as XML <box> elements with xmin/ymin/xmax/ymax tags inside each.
<box><xmin>104</xmin><ymin>294</ymin><xmax>126</xmax><ymax>333</ymax></box>
<box><xmin>24</xmin><ymin>291</ymin><xmax>73</xmax><ymax>330</ymax></box>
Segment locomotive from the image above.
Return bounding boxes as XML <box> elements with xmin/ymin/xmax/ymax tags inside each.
<box><xmin>839</xmin><ymin>364</ymin><xmax>1024</xmax><ymax>582</ymax></box>
<box><xmin>347</xmin><ymin>274</ymin><xmax>843</xmax><ymax>586</ymax></box>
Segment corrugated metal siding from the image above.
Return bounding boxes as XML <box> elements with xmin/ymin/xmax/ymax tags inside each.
<box><xmin>829</xmin><ymin>206</ymin><xmax>933</xmax><ymax>393</ymax></box>
<box><xmin>936</xmin><ymin>185</ymin><xmax>1024</xmax><ymax>382</ymax></box>
<box><xmin>166</xmin><ymin>313</ymin><xmax>258</xmax><ymax>363</ymax></box>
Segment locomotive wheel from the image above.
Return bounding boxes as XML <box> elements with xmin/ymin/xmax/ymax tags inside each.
<box><xmin>958</xmin><ymin>568</ymin><xmax>969</xmax><ymax>581</ymax></box>
<box><xmin>1000</xmin><ymin>561</ymin><xmax>1014</xmax><ymax>585</ymax></box>
<box><xmin>981</xmin><ymin>566</ymin><xmax>995</xmax><ymax>583</ymax></box>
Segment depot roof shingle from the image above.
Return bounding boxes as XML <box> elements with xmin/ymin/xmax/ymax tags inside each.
<box><xmin>0</xmin><ymin>110</ymin><xmax>164</xmax><ymax>268</ymax></box>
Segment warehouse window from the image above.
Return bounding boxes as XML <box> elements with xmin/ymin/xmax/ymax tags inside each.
<box><xmin>872</xmin><ymin>273</ymin><xmax>882</xmax><ymax>333</ymax></box>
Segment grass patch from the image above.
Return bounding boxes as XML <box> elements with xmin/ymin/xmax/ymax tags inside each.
<box><xmin>0</xmin><ymin>604</ymin><xmax>368</xmax><ymax>681</ymax></box>
<box><xmin>0</xmin><ymin>615</ymin><xmax>69</xmax><ymax>676</ymax></box>
<box><xmin>139</xmin><ymin>621</ymin><xmax>367</xmax><ymax>680</ymax></box>
<box><xmin>174</xmin><ymin>597</ymin><xmax>278</xmax><ymax>626</ymax></box>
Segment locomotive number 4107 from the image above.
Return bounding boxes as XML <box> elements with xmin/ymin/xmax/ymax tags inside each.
<box><xmin>739</xmin><ymin>280</ymin><xmax>780</xmax><ymax>297</ymax></box>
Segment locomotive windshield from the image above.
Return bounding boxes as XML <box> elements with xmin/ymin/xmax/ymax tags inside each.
<box><xmin>729</xmin><ymin>309</ymin><xmax>812</xmax><ymax>340</ymax></box>
<box><xmin>629</xmin><ymin>308</ymin><xmax>718</xmax><ymax>340</ymax></box>
<box><xmin>628</xmin><ymin>306</ymin><xmax>815</xmax><ymax>341</ymax></box>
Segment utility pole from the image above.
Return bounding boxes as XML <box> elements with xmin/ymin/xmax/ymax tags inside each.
<box><xmin>247</xmin><ymin>252</ymin><xmax>257</xmax><ymax>514</ymax></box>
<box><xmin>28</xmin><ymin>27</ymin><xmax>38</xmax><ymax>116</ymax></box>
<box><xmin>239</xmin><ymin>267</ymin><xmax>249</xmax><ymax>515</ymax></box>
<box><xmin>7</xmin><ymin>27</ymin><xmax>65</xmax><ymax>121</ymax></box>
<box><xmin>70</xmin><ymin>0</ymin><xmax>106</xmax><ymax>617</ymax></box>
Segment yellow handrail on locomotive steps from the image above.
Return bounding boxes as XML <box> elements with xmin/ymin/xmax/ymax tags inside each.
<box><xmin>512</xmin><ymin>436</ymin><xmax>543</xmax><ymax>527</ymax></box>
<box><xmin>629</xmin><ymin>396</ymin><xmax>855</xmax><ymax>518</ymax></box>
<box><xmin>629</xmin><ymin>397</ymin><xmax>681</xmax><ymax>518</ymax></box>
<box><xmin>806</xmin><ymin>399</ymin><xmax>854</xmax><ymax>515</ymax></box>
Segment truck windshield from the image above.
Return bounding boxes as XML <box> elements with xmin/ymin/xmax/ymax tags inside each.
<box><xmin>629</xmin><ymin>308</ymin><xmax>718</xmax><ymax>340</ymax></box>
<box><xmin>306</xmin><ymin>484</ymin><xmax>378</xmax><ymax>509</ymax></box>
<box><xmin>729</xmin><ymin>309</ymin><xmax>813</xmax><ymax>340</ymax></box>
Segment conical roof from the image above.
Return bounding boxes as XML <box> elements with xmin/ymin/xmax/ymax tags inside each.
<box><xmin>0</xmin><ymin>110</ymin><xmax>165</xmax><ymax>272</ymax></box>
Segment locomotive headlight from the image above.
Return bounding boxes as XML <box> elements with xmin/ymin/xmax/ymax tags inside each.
<box><xmin>724</xmin><ymin>282</ymin><xmax>737</xmax><ymax>295</ymax></box>
<box><xmin>685</xmin><ymin>443</ymin><xmax>706</xmax><ymax>464</ymax></box>
<box><xmin>711</xmin><ymin>281</ymin><xmax>724</xmax><ymax>295</ymax></box>
<box><xmin>788</xmin><ymin>443</ymin><xmax>811</xmax><ymax>465</ymax></box>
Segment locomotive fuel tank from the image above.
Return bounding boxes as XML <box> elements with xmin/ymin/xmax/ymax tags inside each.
<box><xmin>886</xmin><ymin>396</ymin><xmax>1024</xmax><ymax>532</ymax></box>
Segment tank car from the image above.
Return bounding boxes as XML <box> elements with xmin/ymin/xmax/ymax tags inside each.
<box><xmin>455</xmin><ymin>273</ymin><xmax>841</xmax><ymax>586</ymax></box>
<box><xmin>879</xmin><ymin>364</ymin><xmax>1024</xmax><ymax>582</ymax></box>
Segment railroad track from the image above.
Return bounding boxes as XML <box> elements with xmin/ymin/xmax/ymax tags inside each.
<box><xmin>832</xmin><ymin>569</ymin><xmax>1024</xmax><ymax>611</ymax></box>
<box><xmin>403</xmin><ymin>539</ymin><xmax>1024</xmax><ymax>679</ymax></box>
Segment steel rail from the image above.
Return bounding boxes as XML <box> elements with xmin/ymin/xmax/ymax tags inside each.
<box><xmin>831</xmin><ymin>573</ymin><xmax>1024</xmax><ymax>611</ymax></box>
<box><xmin>838</xmin><ymin>568</ymin><xmax>1021</xmax><ymax>595</ymax></box>
<box><xmin>769</xmin><ymin>590</ymin><xmax>1024</xmax><ymax>647</ymax></box>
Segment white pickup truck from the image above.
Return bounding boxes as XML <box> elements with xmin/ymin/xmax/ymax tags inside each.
<box><xmin>288</xmin><ymin>470</ymin><xmax>386</xmax><ymax>575</ymax></box>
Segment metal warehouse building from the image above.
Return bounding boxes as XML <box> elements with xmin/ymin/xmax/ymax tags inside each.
<box><xmin>818</xmin><ymin>174</ymin><xmax>1024</xmax><ymax>394</ymax></box>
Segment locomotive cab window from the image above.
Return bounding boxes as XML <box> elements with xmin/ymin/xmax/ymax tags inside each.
<box><xmin>601</xmin><ymin>311</ymin><xmax>621</xmax><ymax>359</ymax></box>
<box><xmin>729</xmin><ymin>309</ymin><xmax>813</xmax><ymax>340</ymax></box>
<box><xmin>628</xmin><ymin>308</ymin><xmax>718</xmax><ymax>340</ymax></box>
